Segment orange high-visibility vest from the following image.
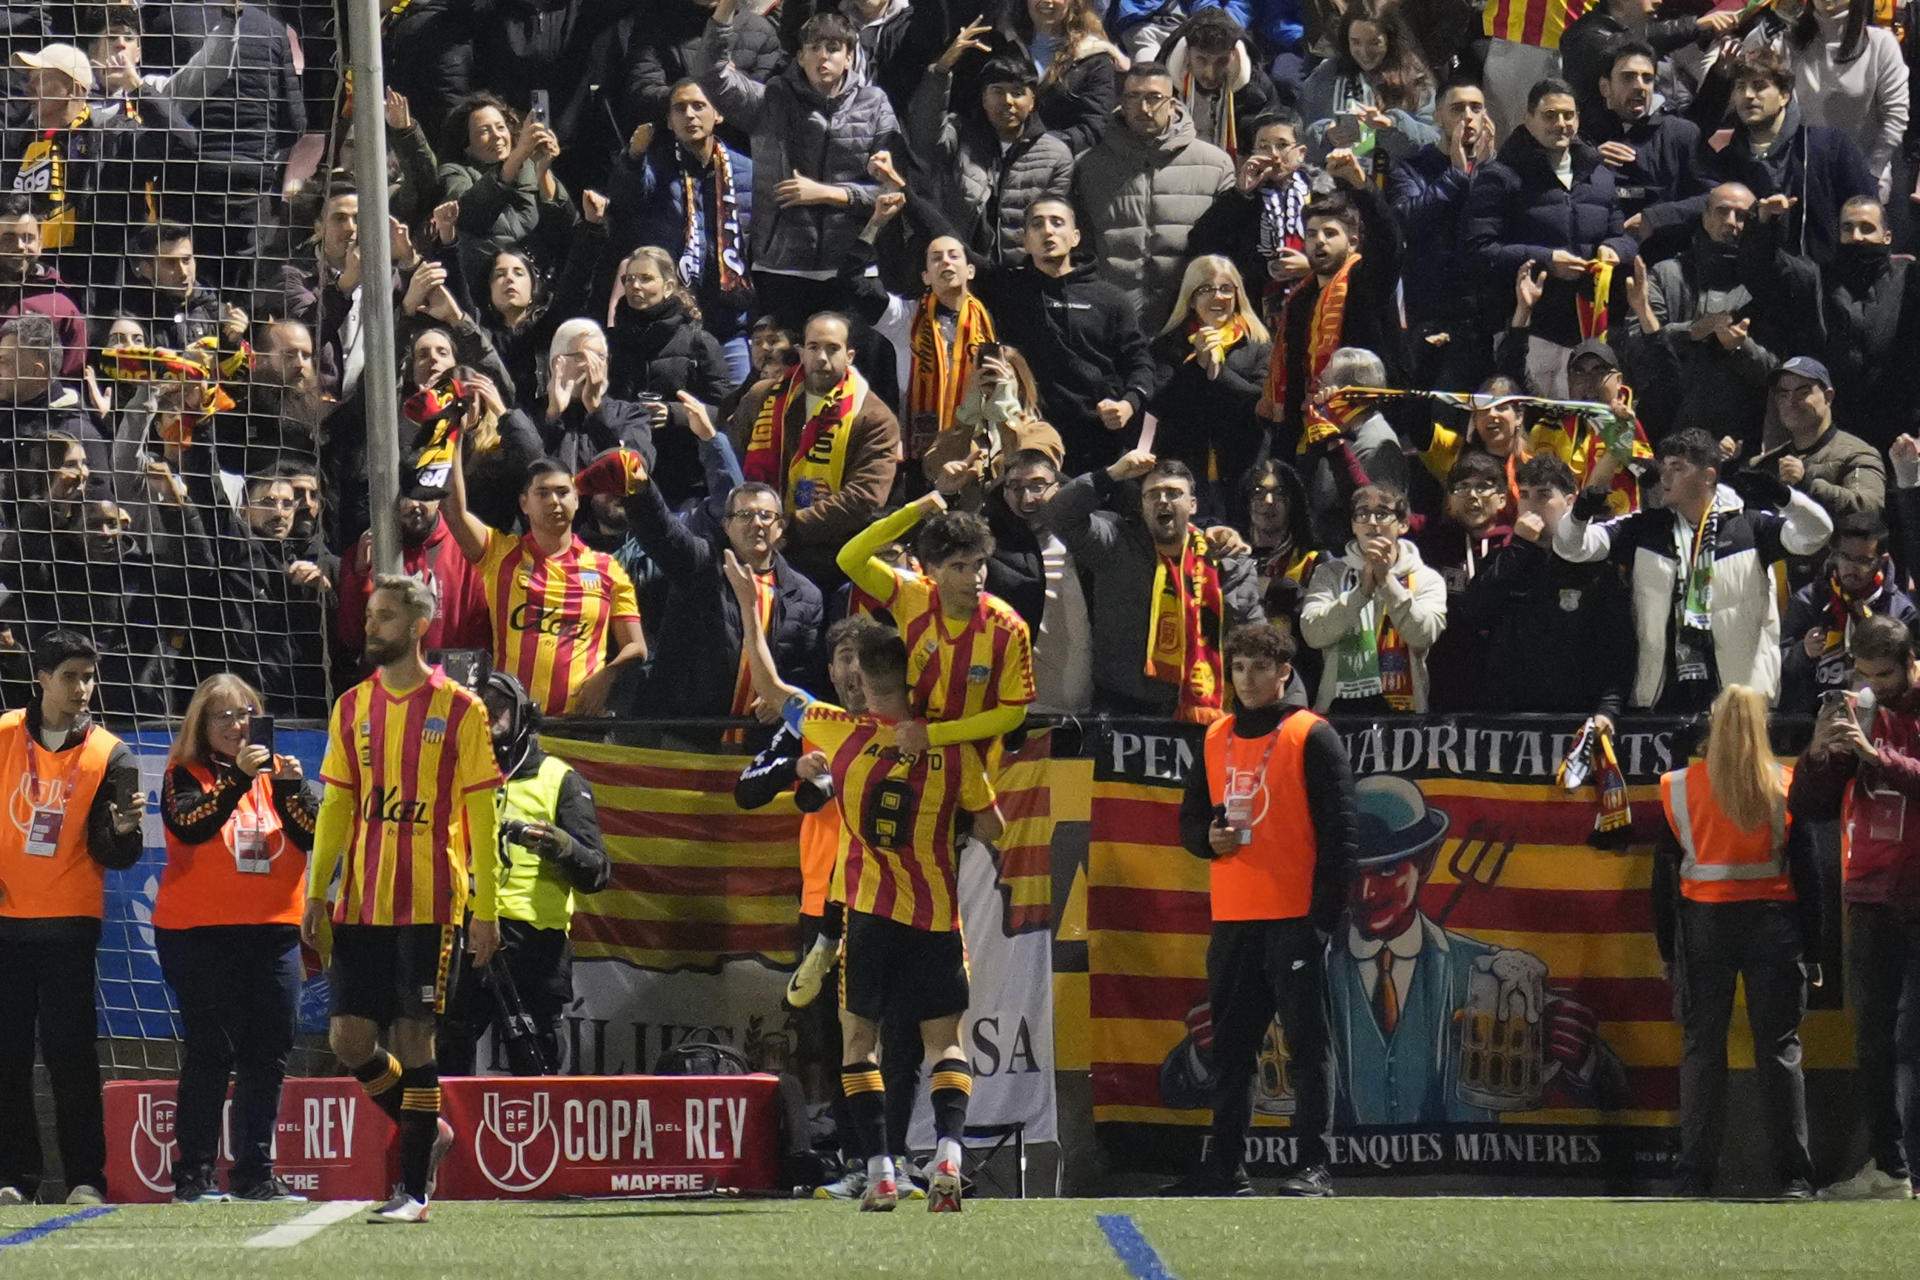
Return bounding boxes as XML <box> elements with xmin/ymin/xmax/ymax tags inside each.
<box><xmin>152</xmin><ymin>762</ymin><xmax>305</xmax><ymax>929</ymax></box>
<box><xmin>1202</xmin><ymin>709</ymin><xmax>1324</xmax><ymax>921</ymax></box>
<box><xmin>798</xmin><ymin>798</ymin><xmax>842</xmax><ymax>918</ymax></box>
<box><xmin>0</xmin><ymin>710</ymin><xmax>121</xmax><ymax>920</ymax></box>
<box><xmin>1659</xmin><ymin>760</ymin><xmax>1796</xmax><ymax>904</ymax></box>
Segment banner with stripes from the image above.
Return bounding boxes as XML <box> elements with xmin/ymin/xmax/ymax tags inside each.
<box><xmin>1482</xmin><ymin>0</ymin><xmax>1597</xmax><ymax>49</ymax></box>
<box><xmin>1087</xmin><ymin>716</ymin><xmax>1850</xmax><ymax>1182</ymax></box>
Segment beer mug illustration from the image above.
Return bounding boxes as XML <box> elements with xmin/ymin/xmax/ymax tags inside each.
<box><xmin>1252</xmin><ymin>1017</ymin><xmax>1296</xmax><ymax>1117</ymax></box>
<box><xmin>1456</xmin><ymin>954</ymin><xmax>1545</xmax><ymax>1112</ymax></box>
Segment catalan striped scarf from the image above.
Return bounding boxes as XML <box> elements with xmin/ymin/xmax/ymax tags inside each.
<box><xmin>908</xmin><ymin>293</ymin><xmax>994</xmax><ymax>436</ymax></box>
<box><xmin>1575</xmin><ymin>257</ymin><xmax>1613</xmax><ymax>343</ymax></box>
<box><xmin>104</xmin><ymin>337</ymin><xmax>249</xmax><ymax>444</ymax></box>
<box><xmin>1183</xmin><ymin>74</ymin><xmax>1237</xmax><ymax>159</ymax></box>
<box><xmin>1267</xmin><ymin>254</ymin><xmax>1361</xmax><ymax>449</ymax></box>
<box><xmin>743</xmin><ymin>366</ymin><xmax>864</xmax><ymax>511</ymax></box>
<box><xmin>1145</xmin><ymin>528</ymin><xmax>1227</xmax><ymax>725</ymax></box>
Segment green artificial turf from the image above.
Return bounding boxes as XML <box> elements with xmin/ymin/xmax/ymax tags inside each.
<box><xmin>0</xmin><ymin>1197</ymin><xmax>1909</xmax><ymax>1279</ymax></box>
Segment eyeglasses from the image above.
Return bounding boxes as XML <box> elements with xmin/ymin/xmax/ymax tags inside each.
<box><xmin>211</xmin><ymin>707</ymin><xmax>256</xmax><ymax>725</ymax></box>
<box><xmin>1833</xmin><ymin>550</ymin><xmax>1881</xmax><ymax>568</ymax></box>
<box><xmin>1193</xmin><ymin>282</ymin><xmax>1238</xmax><ymax>297</ymax></box>
<box><xmin>728</xmin><ymin>509</ymin><xmax>782</xmax><ymax>525</ymax></box>
<box><xmin>1449</xmin><ymin>481</ymin><xmax>1502</xmax><ymax>498</ymax></box>
<box><xmin>1353</xmin><ymin>508</ymin><xmax>1402</xmax><ymax>526</ymax></box>
<box><xmin>1122</xmin><ymin>92</ymin><xmax>1171</xmax><ymax>108</ymax></box>
<box><xmin>1005</xmin><ymin>479</ymin><xmax>1057</xmax><ymax>498</ymax></box>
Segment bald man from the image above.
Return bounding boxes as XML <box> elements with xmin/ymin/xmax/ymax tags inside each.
<box><xmin>1621</xmin><ymin>182</ymin><xmax>1772</xmax><ymax>442</ymax></box>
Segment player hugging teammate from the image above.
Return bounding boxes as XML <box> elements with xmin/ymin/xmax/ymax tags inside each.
<box><xmin>728</xmin><ymin>491</ymin><xmax>1033</xmax><ymax>1213</ymax></box>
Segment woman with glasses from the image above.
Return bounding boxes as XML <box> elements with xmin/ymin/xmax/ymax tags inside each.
<box><xmin>1149</xmin><ymin>256</ymin><xmax>1271</xmax><ymax>523</ymax></box>
<box><xmin>607</xmin><ymin>246</ymin><xmax>737</xmax><ymax>506</ymax></box>
<box><xmin>1299</xmin><ymin>481</ymin><xmax>1448</xmax><ymax>713</ymax></box>
<box><xmin>150</xmin><ymin>675</ymin><xmax>319</xmax><ymax>1203</ymax></box>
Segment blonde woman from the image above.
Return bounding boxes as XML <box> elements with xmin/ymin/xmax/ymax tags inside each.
<box><xmin>1012</xmin><ymin>0</ymin><xmax>1129</xmax><ymax>152</ymax></box>
<box><xmin>152</xmin><ymin>674</ymin><xmax>319</xmax><ymax>1203</ymax></box>
<box><xmin>607</xmin><ymin>246</ymin><xmax>735</xmax><ymax>503</ymax></box>
<box><xmin>1148</xmin><ymin>255</ymin><xmax>1271</xmax><ymax>516</ymax></box>
<box><xmin>1655</xmin><ymin>684</ymin><xmax>1819</xmax><ymax>1199</ymax></box>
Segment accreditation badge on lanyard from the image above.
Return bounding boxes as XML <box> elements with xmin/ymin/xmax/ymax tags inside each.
<box><xmin>22</xmin><ymin>736</ymin><xmax>84</xmax><ymax>857</ymax></box>
<box><xmin>232</xmin><ymin>812</ymin><xmax>273</xmax><ymax>875</ymax></box>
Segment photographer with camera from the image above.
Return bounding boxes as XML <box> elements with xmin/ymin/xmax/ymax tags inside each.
<box><xmin>439</xmin><ymin>672</ymin><xmax>608</xmax><ymax>1077</ymax></box>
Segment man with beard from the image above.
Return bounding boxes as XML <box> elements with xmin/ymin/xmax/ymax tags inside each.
<box><xmin>337</xmin><ymin>494</ymin><xmax>489</xmax><ymax>677</ymax></box>
<box><xmin>303</xmin><ymin>576</ymin><xmax>502</xmax><ymax>1224</ymax></box>
<box><xmin>983</xmin><ymin>450</ymin><xmax>1092</xmax><ymax>717</ymax></box>
<box><xmin>1260</xmin><ymin>149</ymin><xmax>1402</xmax><ymax>443</ymax></box>
<box><xmin>117</xmin><ymin>222</ymin><xmax>236</xmax><ymax>352</ymax></box>
<box><xmin>445</xmin><ymin>449</ymin><xmax>648</xmax><ymax>718</ymax></box>
<box><xmin>201</xmin><ymin>472</ymin><xmax>330</xmax><ymax>718</ymax></box>
<box><xmin>438</xmin><ymin>672</ymin><xmax>608</xmax><ymax>1078</ymax></box>
<box><xmin>1621</xmin><ymin>183</ymin><xmax>1774</xmax><ymax>442</ymax></box>
<box><xmin>234</xmin><ymin>318</ymin><xmax>327</xmax><ymax>477</ymax></box>
<box><xmin>1747</xmin><ymin>357</ymin><xmax>1885</xmax><ymax>590</ymax></box>
<box><xmin>1388</xmin><ymin>83</ymin><xmax>1497</xmax><ymax>392</ymax></box>
<box><xmin>730</xmin><ymin>311</ymin><xmax>900</xmax><ymax>588</ymax></box>
<box><xmin>1585</xmin><ymin>43</ymin><xmax>1704</xmax><ymax>238</ymax></box>
<box><xmin>1779</xmin><ymin>511</ymin><xmax>1917</xmax><ymax>718</ymax></box>
<box><xmin>0</xmin><ymin>195</ymin><xmax>83</xmax><ymax>382</ymax></box>
<box><xmin>1041</xmin><ymin>450</ymin><xmax>1264</xmax><ymax>719</ymax></box>
<box><xmin>1740</xmin><ymin>195</ymin><xmax>1919</xmax><ymax>451</ymax></box>
<box><xmin>579</xmin><ymin>400</ymin><xmax>821</xmax><ymax>720</ymax></box>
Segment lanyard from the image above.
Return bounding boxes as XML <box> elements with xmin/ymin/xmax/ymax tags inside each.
<box><xmin>1224</xmin><ymin>721</ymin><xmax>1284</xmax><ymax>793</ymax></box>
<box><xmin>24</xmin><ymin>730</ymin><xmax>87</xmax><ymax>810</ymax></box>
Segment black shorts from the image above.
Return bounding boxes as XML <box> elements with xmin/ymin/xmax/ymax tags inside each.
<box><xmin>329</xmin><ymin>923</ymin><xmax>464</xmax><ymax>1024</ymax></box>
<box><xmin>839</xmin><ymin>910</ymin><xmax>968</xmax><ymax>1026</ymax></box>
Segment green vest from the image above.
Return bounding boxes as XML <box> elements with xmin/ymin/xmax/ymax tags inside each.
<box><xmin>495</xmin><ymin>754</ymin><xmax>580</xmax><ymax>930</ymax></box>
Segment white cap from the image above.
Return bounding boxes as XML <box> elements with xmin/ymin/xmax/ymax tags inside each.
<box><xmin>12</xmin><ymin>44</ymin><xmax>97</xmax><ymax>95</ymax></box>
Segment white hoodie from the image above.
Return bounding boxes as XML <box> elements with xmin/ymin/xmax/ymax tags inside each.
<box><xmin>1300</xmin><ymin>538</ymin><xmax>1449</xmax><ymax>713</ymax></box>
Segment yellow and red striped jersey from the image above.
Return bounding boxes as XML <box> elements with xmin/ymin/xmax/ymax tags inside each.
<box><xmin>794</xmin><ymin>699</ymin><xmax>994</xmax><ymax>933</ymax></box>
<box><xmin>318</xmin><ymin>668</ymin><xmax>500</xmax><ymax>926</ymax></box>
<box><xmin>477</xmin><ymin>528</ymin><xmax>639</xmax><ymax>717</ymax></box>
<box><xmin>1483</xmin><ymin>0</ymin><xmax>1596</xmax><ymax>49</ymax></box>
<box><xmin>882</xmin><ymin>570</ymin><xmax>1035</xmax><ymax>725</ymax></box>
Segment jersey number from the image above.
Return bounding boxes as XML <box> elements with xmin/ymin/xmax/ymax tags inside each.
<box><xmin>860</xmin><ymin>779</ymin><xmax>920</xmax><ymax>853</ymax></box>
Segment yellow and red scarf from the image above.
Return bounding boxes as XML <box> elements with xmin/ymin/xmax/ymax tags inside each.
<box><xmin>726</xmin><ymin>568</ymin><xmax>777</xmax><ymax>743</ymax></box>
<box><xmin>908</xmin><ymin>292</ymin><xmax>994</xmax><ymax>438</ymax></box>
<box><xmin>1182</xmin><ymin>71</ymin><xmax>1237</xmax><ymax>159</ymax></box>
<box><xmin>104</xmin><ymin>336</ymin><xmax>250</xmax><ymax>444</ymax></box>
<box><xmin>1145</xmin><ymin>528</ymin><xmax>1227</xmax><ymax>725</ymax></box>
<box><xmin>743</xmin><ymin>365</ymin><xmax>866</xmax><ymax>513</ymax></box>
<box><xmin>1187</xmin><ymin>313</ymin><xmax>1250</xmax><ymax>367</ymax></box>
<box><xmin>1267</xmin><ymin>254</ymin><xmax>1361</xmax><ymax>446</ymax></box>
<box><xmin>684</xmin><ymin>145</ymin><xmax>747</xmax><ymax>296</ymax></box>
<box><xmin>1574</xmin><ymin>257</ymin><xmax>1614</xmax><ymax>344</ymax></box>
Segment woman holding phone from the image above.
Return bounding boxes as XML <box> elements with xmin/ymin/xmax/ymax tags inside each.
<box><xmin>1653</xmin><ymin>684</ymin><xmax>1821</xmax><ymax>1199</ymax></box>
<box><xmin>152</xmin><ymin>675</ymin><xmax>320</xmax><ymax>1204</ymax></box>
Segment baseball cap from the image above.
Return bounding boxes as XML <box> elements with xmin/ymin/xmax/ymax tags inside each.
<box><xmin>1566</xmin><ymin>339</ymin><xmax>1620</xmax><ymax>371</ymax></box>
<box><xmin>12</xmin><ymin>44</ymin><xmax>96</xmax><ymax>95</ymax></box>
<box><xmin>1769</xmin><ymin>355</ymin><xmax>1832</xmax><ymax>390</ymax></box>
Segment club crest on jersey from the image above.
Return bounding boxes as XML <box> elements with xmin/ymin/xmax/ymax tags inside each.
<box><xmin>423</xmin><ymin>716</ymin><xmax>448</xmax><ymax>744</ymax></box>
<box><xmin>578</xmin><ymin>571</ymin><xmax>600</xmax><ymax>589</ymax></box>
<box><xmin>967</xmin><ymin>664</ymin><xmax>990</xmax><ymax>684</ymax></box>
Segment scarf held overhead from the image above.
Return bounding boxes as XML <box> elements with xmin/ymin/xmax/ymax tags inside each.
<box><xmin>1145</xmin><ymin>528</ymin><xmax>1227</xmax><ymax>725</ymax></box>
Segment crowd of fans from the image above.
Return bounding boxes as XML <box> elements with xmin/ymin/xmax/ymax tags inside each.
<box><xmin>5</xmin><ymin>0</ymin><xmax>1920</xmax><ymax>728</ymax></box>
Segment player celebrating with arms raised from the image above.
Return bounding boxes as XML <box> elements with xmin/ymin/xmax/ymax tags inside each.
<box><xmin>726</xmin><ymin>550</ymin><xmax>1003</xmax><ymax>1214</ymax></box>
<box><xmin>302</xmin><ymin>576</ymin><xmax>503</xmax><ymax>1224</ymax></box>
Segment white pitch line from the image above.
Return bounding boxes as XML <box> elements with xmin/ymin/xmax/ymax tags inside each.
<box><xmin>243</xmin><ymin>1201</ymin><xmax>372</xmax><ymax>1248</ymax></box>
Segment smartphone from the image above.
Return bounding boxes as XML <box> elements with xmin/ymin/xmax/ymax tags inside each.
<box><xmin>528</xmin><ymin>90</ymin><xmax>550</xmax><ymax>128</ymax></box>
<box><xmin>1819</xmin><ymin>689</ymin><xmax>1851</xmax><ymax>719</ymax></box>
<box><xmin>248</xmin><ymin>713</ymin><xmax>276</xmax><ymax>751</ymax></box>
<box><xmin>975</xmin><ymin>341</ymin><xmax>1003</xmax><ymax>364</ymax></box>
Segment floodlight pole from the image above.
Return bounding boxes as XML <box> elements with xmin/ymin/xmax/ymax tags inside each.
<box><xmin>346</xmin><ymin>0</ymin><xmax>403</xmax><ymax>575</ymax></box>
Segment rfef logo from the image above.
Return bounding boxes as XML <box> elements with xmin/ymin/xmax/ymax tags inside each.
<box><xmin>475</xmin><ymin>1091</ymin><xmax>559</xmax><ymax>1193</ymax></box>
<box><xmin>130</xmin><ymin>1093</ymin><xmax>177</xmax><ymax>1194</ymax></box>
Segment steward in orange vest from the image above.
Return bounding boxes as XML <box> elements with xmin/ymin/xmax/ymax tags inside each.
<box><xmin>1170</xmin><ymin>622</ymin><xmax>1356</xmax><ymax>1199</ymax></box>
<box><xmin>0</xmin><ymin>630</ymin><xmax>145</xmax><ymax>1205</ymax></box>
<box><xmin>1652</xmin><ymin>685</ymin><xmax>1819</xmax><ymax>1200</ymax></box>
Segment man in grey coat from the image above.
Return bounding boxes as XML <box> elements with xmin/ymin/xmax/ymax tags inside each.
<box><xmin>1040</xmin><ymin>448</ymin><xmax>1264</xmax><ymax>717</ymax></box>
<box><xmin>1071</xmin><ymin>61</ymin><xmax>1235</xmax><ymax>333</ymax></box>
<box><xmin>701</xmin><ymin>0</ymin><xmax>899</xmax><ymax>327</ymax></box>
<box><xmin>908</xmin><ymin>47</ymin><xmax>1074</xmax><ymax>266</ymax></box>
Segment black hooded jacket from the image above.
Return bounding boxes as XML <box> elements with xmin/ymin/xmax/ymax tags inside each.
<box><xmin>488</xmin><ymin>672</ymin><xmax>610</xmax><ymax>901</ymax></box>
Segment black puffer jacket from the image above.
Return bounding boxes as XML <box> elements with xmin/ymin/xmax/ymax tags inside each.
<box><xmin>1460</xmin><ymin>127</ymin><xmax>1638</xmax><ymax>347</ymax></box>
<box><xmin>1147</xmin><ymin>324</ymin><xmax>1271</xmax><ymax>488</ymax></box>
<box><xmin>607</xmin><ymin>297</ymin><xmax>737</xmax><ymax>505</ymax></box>
<box><xmin>185</xmin><ymin>3</ymin><xmax>307</xmax><ymax>167</ymax></box>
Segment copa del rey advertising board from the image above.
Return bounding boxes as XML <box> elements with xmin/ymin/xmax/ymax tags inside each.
<box><xmin>104</xmin><ymin>1076</ymin><xmax>781</xmax><ymax>1202</ymax></box>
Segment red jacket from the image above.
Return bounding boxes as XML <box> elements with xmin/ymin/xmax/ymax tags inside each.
<box><xmin>337</xmin><ymin>515</ymin><xmax>488</xmax><ymax>655</ymax></box>
<box><xmin>1791</xmin><ymin>686</ymin><xmax>1920</xmax><ymax>911</ymax></box>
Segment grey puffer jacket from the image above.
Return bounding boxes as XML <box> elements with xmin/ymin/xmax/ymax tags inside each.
<box><xmin>907</xmin><ymin>65</ymin><xmax>1075</xmax><ymax>265</ymax></box>
<box><xmin>700</xmin><ymin>19</ymin><xmax>900</xmax><ymax>276</ymax></box>
<box><xmin>1071</xmin><ymin>104</ymin><xmax>1235</xmax><ymax>332</ymax></box>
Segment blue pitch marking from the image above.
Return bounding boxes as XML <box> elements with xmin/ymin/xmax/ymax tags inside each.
<box><xmin>1097</xmin><ymin>1213</ymin><xmax>1176</xmax><ymax>1280</ymax></box>
<box><xmin>0</xmin><ymin>1205</ymin><xmax>116</xmax><ymax>1249</ymax></box>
